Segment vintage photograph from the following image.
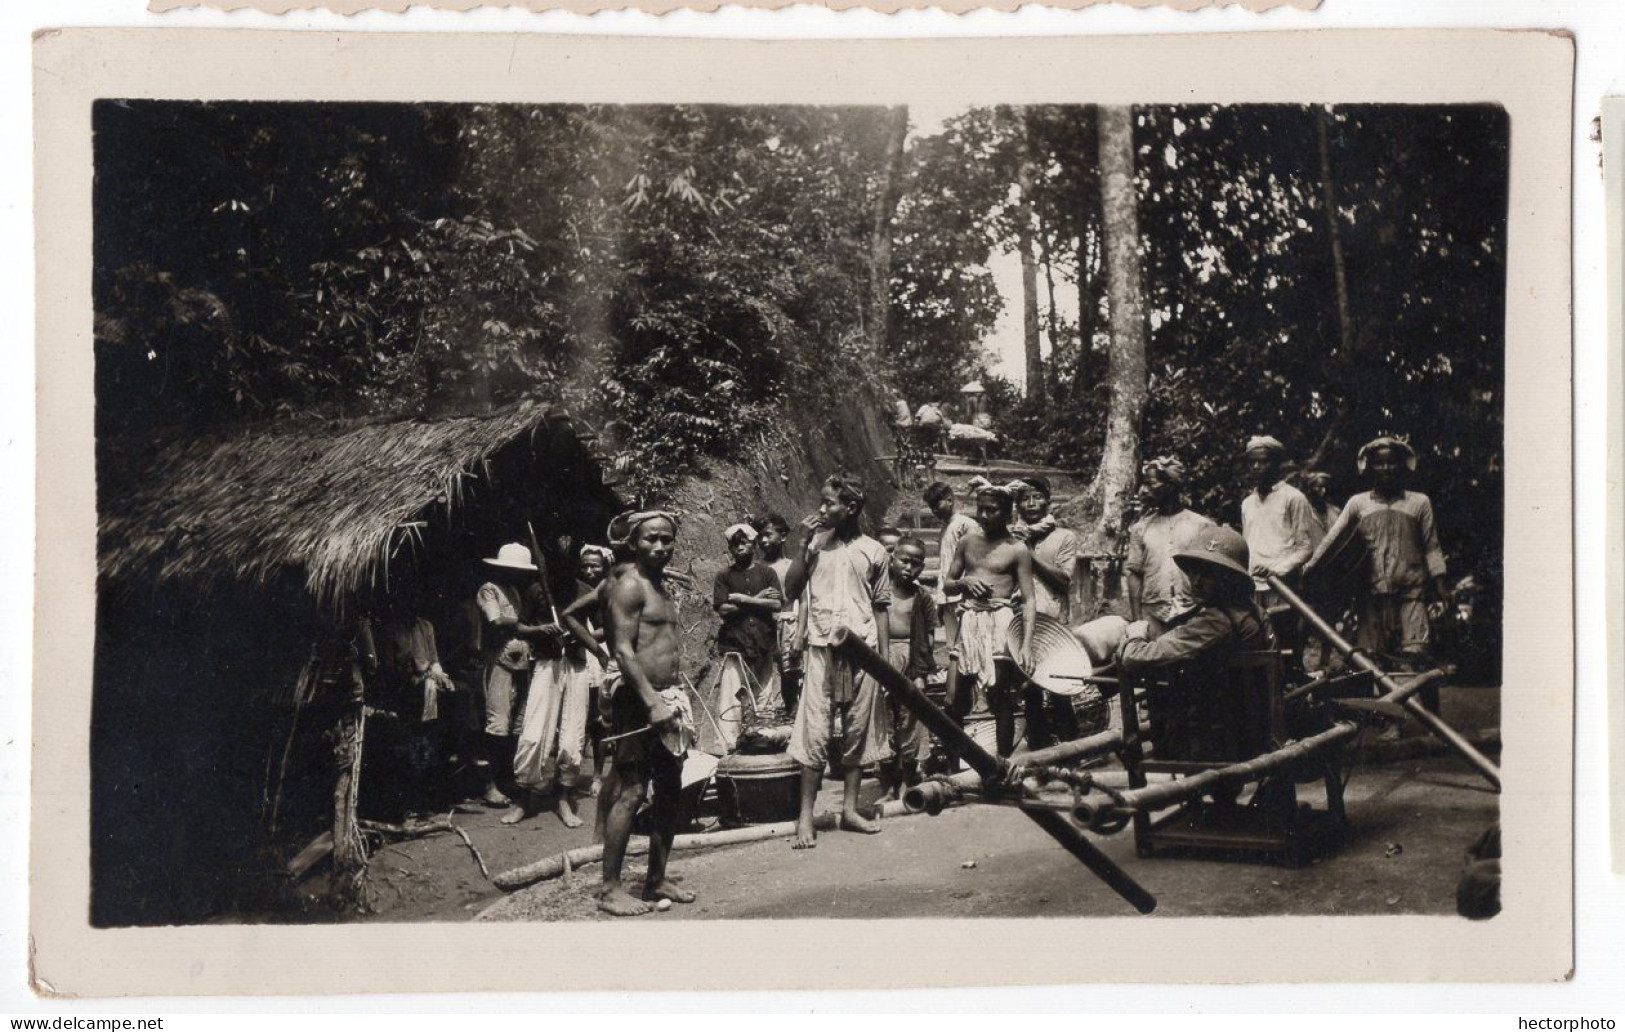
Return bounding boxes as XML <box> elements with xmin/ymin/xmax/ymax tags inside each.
<box><xmin>88</xmin><ymin>95</ymin><xmax>1510</xmax><ymax>929</ymax></box>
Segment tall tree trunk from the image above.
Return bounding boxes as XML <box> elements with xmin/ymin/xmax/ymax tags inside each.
<box><xmin>868</xmin><ymin>105</ymin><xmax>910</xmax><ymax>358</ymax></box>
<box><xmin>1015</xmin><ymin>150</ymin><xmax>1044</xmax><ymax>402</ymax></box>
<box><xmin>1039</xmin><ymin>226</ymin><xmax>1062</xmax><ymax>359</ymax></box>
<box><xmin>1306</xmin><ymin>104</ymin><xmax>1355</xmax><ymax>471</ymax></box>
<box><xmin>1075</xmin><ymin>223</ymin><xmax>1099</xmax><ymax>395</ymax></box>
<box><xmin>1077</xmin><ymin>105</ymin><xmax>1150</xmax><ymax>615</ymax></box>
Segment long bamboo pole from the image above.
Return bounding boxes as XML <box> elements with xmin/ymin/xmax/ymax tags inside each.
<box><xmin>1071</xmin><ymin>721</ymin><xmax>1360</xmax><ymax>832</ymax></box>
<box><xmin>1266</xmin><ymin>574</ymin><xmax>1501</xmax><ymax>791</ymax></box>
<box><xmin>491</xmin><ymin>799</ymin><xmax>915</xmax><ymax>891</ymax></box>
<box><xmin>833</xmin><ymin>628</ymin><xmax>1157</xmax><ymax>914</ymax></box>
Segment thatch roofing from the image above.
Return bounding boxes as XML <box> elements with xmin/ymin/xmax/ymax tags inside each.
<box><xmin>99</xmin><ymin>401</ymin><xmax>580</xmax><ymax>605</ymax></box>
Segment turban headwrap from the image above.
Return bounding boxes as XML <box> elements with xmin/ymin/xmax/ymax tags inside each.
<box><xmin>722</xmin><ymin>522</ymin><xmax>759</xmax><ymax>543</ymax></box>
<box><xmin>1356</xmin><ymin>436</ymin><xmax>1418</xmax><ymax>474</ymax></box>
<box><xmin>608</xmin><ymin>509</ymin><xmax>682</xmax><ymax>545</ymax></box>
<box><xmin>1141</xmin><ymin>456</ymin><xmax>1187</xmax><ymax>486</ymax></box>
<box><xmin>1244</xmin><ymin>435</ymin><xmax>1287</xmax><ymax>457</ymax></box>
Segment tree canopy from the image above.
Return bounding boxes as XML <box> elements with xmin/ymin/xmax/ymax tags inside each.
<box><xmin>94</xmin><ymin>100</ymin><xmax>1506</xmax><ymax>586</ymax></box>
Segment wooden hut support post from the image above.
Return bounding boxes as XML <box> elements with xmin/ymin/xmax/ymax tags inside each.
<box><xmin>330</xmin><ymin>674</ymin><xmax>369</xmax><ymax>912</ymax></box>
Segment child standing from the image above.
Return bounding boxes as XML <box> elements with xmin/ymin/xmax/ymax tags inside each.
<box><xmin>880</xmin><ymin>536</ymin><xmax>939</xmax><ymax>797</ymax></box>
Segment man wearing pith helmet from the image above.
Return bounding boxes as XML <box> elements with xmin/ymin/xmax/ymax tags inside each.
<box><xmin>1117</xmin><ymin>525</ymin><xmax>1275</xmax><ymax>677</ymax></box>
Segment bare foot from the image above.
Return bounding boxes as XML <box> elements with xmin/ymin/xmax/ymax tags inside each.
<box><xmin>792</xmin><ymin>820</ymin><xmax>817</xmax><ymax>849</ymax></box>
<box><xmin>555</xmin><ymin>795</ymin><xmax>584</xmax><ymax>829</ymax></box>
<box><xmin>481</xmin><ymin>786</ymin><xmax>511</xmax><ymax>808</ymax></box>
<box><xmin>587</xmin><ymin>778</ymin><xmax>602</xmax><ymax>799</ymax></box>
<box><xmin>596</xmin><ymin>885</ymin><xmax>651</xmax><ymax>917</ymax></box>
<box><xmin>499</xmin><ymin>803</ymin><xmax>530</xmax><ymax>826</ymax></box>
<box><xmin>644</xmin><ymin>880</ymin><xmax>697</xmax><ymax>904</ymax></box>
<box><xmin>840</xmin><ymin>811</ymin><xmax>882</xmax><ymax>835</ymax></box>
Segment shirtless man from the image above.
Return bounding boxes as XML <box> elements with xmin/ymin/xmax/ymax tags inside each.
<box><xmin>943</xmin><ymin>485</ymin><xmax>1036</xmax><ymax>757</ymax></box>
<box><xmin>597</xmin><ymin>513</ymin><xmax>696</xmax><ymax>917</ymax></box>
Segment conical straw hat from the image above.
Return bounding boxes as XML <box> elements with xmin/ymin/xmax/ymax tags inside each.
<box><xmin>1005</xmin><ymin>612</ymin><xmax>1094</xmax><ymax>697</ymax></box>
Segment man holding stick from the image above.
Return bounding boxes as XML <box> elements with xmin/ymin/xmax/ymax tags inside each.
<box><xmin>598</xmin><ymin>511</ymin><xmax>695</xmax><ymax>917</ymax></box>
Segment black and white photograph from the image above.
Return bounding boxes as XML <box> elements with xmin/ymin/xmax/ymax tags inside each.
<box><xmin>87</xmin><ymin>93</ymin><xmax>1511</xmax><ymax>927</ymax></box>
<box><xmin>30</xmin><ymin>29</ymin><xmax>1574</xmax><ymax>994</ymax></box>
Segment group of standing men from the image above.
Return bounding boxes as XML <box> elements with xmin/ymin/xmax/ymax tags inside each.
<box><xmin>448</xmin><ymin>428</ymin><xmax>1450</xmax><ymax>917</ymax></box>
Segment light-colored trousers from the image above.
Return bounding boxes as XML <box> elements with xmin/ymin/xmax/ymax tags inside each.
<box><xmin>513</xmin><ymin>651</ymin><xmax>598</xmax><ymax>792</ymax></box>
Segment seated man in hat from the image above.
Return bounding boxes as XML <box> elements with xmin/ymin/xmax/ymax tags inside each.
<box><xmin>943</xmin><ymin>483</ymin><xmax>1036</xmax><ymax>757</ymax></box>
<box><xmin>1311</xmin><ymin>436</ymin><xmax>1450</xmax><ymax>691</ymax></box>
<box><xmin>1117</xmin><ymin>525</ymin><xmax>1275</xmax><ymax>676</ymax></box>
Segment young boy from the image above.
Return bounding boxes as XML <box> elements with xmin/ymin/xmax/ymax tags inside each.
<box><xmin>922</xmin><ymin>481</ymin><xmax>978</xmax><ymax>592</ymax></box>
<box><xmin>755</xmin><ymin>513</ymin><xmax>802</xmax><ymax>713</ymax></box>
<box><xmin>599</xmin><ymin>512</ymin><xmax>695</xmax><ymax>916</ymax></box>
<box><xmin>1126</xmin><ymin>456</ymin><xmax>1215</xmax><ymax>633</ymax></box>
<box><xmin>880</xmin><ymin>536</ymin><xmax>938</xmax><ymax>796</ymax></box>
<box><xmin>877</xmin><ymin>525</ymin><xmax>904</xmax><ymax>556</ymax></box>
<box><xmin>943</xmin><ymin>485</ymin><xmax>1036</xmax><ymax>757</ymax></box>
<box><xmin>783</xmin><ymin>474</ymin><xmax>893</xmax><ymax>849</ymax></box>
<box><xmin>711</xmin><ymin>522</ymin><xmax>783</xmax><ymax>749</ymax></box>
<box><xmin>1310</xmin><ymin>436</ymin><xmax>1449</xmax><ymax>674</ymax></box>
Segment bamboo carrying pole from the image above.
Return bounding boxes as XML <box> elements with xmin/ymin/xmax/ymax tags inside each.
<box><xmin>1265</xmin><ymin>574</ymin><xmax>1501</xmax><ymax>791</ymax></box>
<box><xmin>491</xmin><ymin>799</ymin><xmax>914</xmax><ymax>891</ymax></box>
<box><xmin>1070</xmin><ymin>721</ymin><xmax>1361</xmax><ymax>831</ymax></box>
<box><xmin>902</xmin><ymin>730</ymin><xmax>1124</xmax><ymax>815</ymax></box>
<box><xmin>832</xmin><ymin>628</ymin><xmax>1157</xmax><ymax>914</ymax></box>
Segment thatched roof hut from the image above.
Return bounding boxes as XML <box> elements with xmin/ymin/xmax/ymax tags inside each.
<box><xmin>92</xmin><ymin>400</ymin><xmax>621</xmax><ymax>926</ymax></box>
<box><xmin>99</xmin><ymin>400</ymin><xmax>613</xmax><ymax>608</ymax></box>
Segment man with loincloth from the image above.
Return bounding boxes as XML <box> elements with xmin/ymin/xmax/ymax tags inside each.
<box><xmin>943</xmin><ymin>484</ymin><xmax>1036</xmax><ymax>757</ymax></box>
<box><xmin>598</xmin><ymin>511</ymin><xmax>697</xmax><ymax>917</ymax></box>
<box><xmin>783</xmin><ymin>473</ymin><xmax>894</xmax><ymax>849</ymax></box>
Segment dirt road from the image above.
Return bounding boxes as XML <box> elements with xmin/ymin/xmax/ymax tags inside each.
<box><xmin>477</xmin><ymin>755</ymin><xmax>1497</xmax><ymax>922</ymax></box>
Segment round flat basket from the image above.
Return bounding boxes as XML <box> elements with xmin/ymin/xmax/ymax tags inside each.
<box><xmin>1004</xmin><ymin>612</ymin><xmax>1094</xmax><ymax>697</ymax></box>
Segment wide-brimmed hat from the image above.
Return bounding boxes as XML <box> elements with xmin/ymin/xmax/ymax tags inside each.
<box><xmin>1172</xmin><ymin>526</ymin><xmax>1253</xmax><ymax>591</ymax></box>
<box><xmin>1356</xmin><ymin>436</ymin><xmax>1417</xmax><ymax>474</ymax></box>
<box><xmin>483</xmin><ymin>542</ymin><xmax>537</xmax><ymax>572</ymax></box>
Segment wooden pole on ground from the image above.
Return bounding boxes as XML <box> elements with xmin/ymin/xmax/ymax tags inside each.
<box><xmin>833</xmin><ymin>628</ymin><xmax>1156</xmax><ymax>914</ymax></box>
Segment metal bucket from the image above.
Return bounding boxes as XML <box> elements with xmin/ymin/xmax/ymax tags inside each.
<box><xmin>714</xmin><ymin>751</ymin><xmax>802</xmax><ymax>826</ymax></box>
